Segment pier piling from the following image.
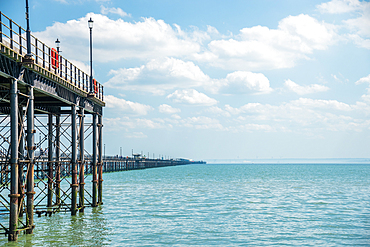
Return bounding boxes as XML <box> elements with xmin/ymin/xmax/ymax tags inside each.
<box><xmin>9</xmin><ymin>78</ymin><xmax>19</xmax><ymax>241</ymax></box>
<box><xmin>79</xmin><ymin>108</ymin><xmax>85</xmax><ymax>212</ymax></box>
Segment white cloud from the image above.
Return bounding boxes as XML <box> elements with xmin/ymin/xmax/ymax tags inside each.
<box><xmin>355</xmin><ymin>74</ymin><xmax>370</xmax><ymax>84</ymax></box>
<box><xmin>105</xmin><ymin>57</ymin><xmax>211</xmax><ymax>95</ymax></box>
<box><xmin>222</xmin><ymin>96</ymin><xmax>367</xmax><ymax>133</ymax></box>
<box><xmin>180</xmin><ymin>116</ymin><xmax>224</xmax><ymax>130</ymax></box>
<box><xmin>317</xmin><ymin>0</ymin><xmax>370</xmax><ymax>49</ymax></box>
<box><xmin>206</xmin><ymin>106</ymin><xmax>231</xmax><ymax>117</ymax></box>
<box><xmin>34</xmin><ymin>13</ymin><xmax>201</xmax><ymax>63</ymax></box>
<box><xmin>34</xmin><ymin>12</ymin><xmax>339</xmax><ymax>73</ymax></box>
<box><xmin>346</xmin><ymin>34</ymin><xmax>370</xmax><ymax>49</ymax></box>
<box><xmin>238</xmin><ymin>123</ymin><xmax>275</xmax><ymax>132</ymax></box>
<box><xmin>278</xmin><ymin>14</ymin><xmax>335</xmax><ymax>51</ymax></box>
<box><xmin>197</xmin><ymin>14</ymin><xmax>336</xmax><ymax>70</ymax></box>
<box><xmin>69</xmin><ymin>60</ymin><xmax>91</xmax><ymax>76</ymax></box>
<box><xmin>106</xmin><ymin>57</ymin><xmax>274</xmax><ymax>95</ymax></box>
<box><xmin>105</xmin><ymin>93</ymin><xmax>370</xmax><ymax>134</ymax></box>
<box><xmin>343</xmin><ymin>2</ymin><xmax>370</xmax><ymax>48</ymax></box>
<box><xmin>331</xmin><ymin>74</ymin><xmax>345</xmax><ymax>83</ymax></box>
<box><xmin>356</xmin><ymin>74</ymin><xmax>370</xmax><ymax>103</ymax></box>
<box><xmin>167</xmin><ymin>89</ymin><xmax>217</xmax><ymax>105</ymax></box>
<box><xmin>100</xmin><ymin>6</ymin><xmax>131</xmax><ymax>17</ymax></box>
<box><xmin>158</xmin><ymin>104</ymin><xmax>181</xmax><ymax>114</ymax></box>
<box><xmin>284</xmin><ymin>79</ymin><xmax>330</xmax><ymax>95</ymax></box>
<box><xmin>106</xmin><ymin>57</ymin><xmax>273</xmax><ymax>95</ymax></box>
<box><xmin>222</xmin><ymin>71</ymin><xmax>273</xmax><ymax>94</ymax></box>
<box><xmin>124</xmin><ymin>132</ymin><xmax>147</xmax><ymax>138</ymax></box>
<box><xmin>291</xmin><ymin>98</ymin><xmax>351</xmax><ymax>111</ymax></box>
<box><xmin>345</xmin><ymin>15</ymin><xmax>370</xmax><ymax>38</ymax></box>
<box><xmin>104</xmin><ymin>117</ymin><xmax>169</xmax><ymax>131</ymax></box>
<box><xmin>317</xmin><ymin>0</ymin><xmax>362</xmax><ymax>14</ymax></box>
<box><xmin>104</xmin><ymin>95</ymin><xmax>152</xmax><ymax>115</ymax></box>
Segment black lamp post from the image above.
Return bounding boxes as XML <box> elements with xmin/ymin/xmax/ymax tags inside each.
<box><xmin>88</xmin><ymin>17</ymin><xmax>93</xmax><ymax>94</ymax></box>
<box><xmin>55</xmin><ymin>38</ymin><xmax>60</xmax><ymax>53</ymax></box>
<box><xmin>24</xmin><ymin>0</ymin><xmax>33</xmax><ymax>63</ymax></box>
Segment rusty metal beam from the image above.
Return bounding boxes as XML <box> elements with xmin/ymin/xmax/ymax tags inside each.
<box><xmin>92</xmin><ymin>113</ymin><xmax>97</xmax><ymax>207</ymax></box>
<box><xmin>9</xmin><ymin>78</ymin><xmax>18</xmax><ymax>241</ymax></box>
<box><xmin>98</xmin><ymin>114</ymin><xmax>103</xmax><ymax>205</ymax></box>
<box><xmin>26</xmin><ymin>85</ymin><xmax>35</xmax><ymax>234</ymax></box>
<box><xmin>79</xmin><ymin>108</ymin><xmax>85</xmax><ymax>212</ymax></box>
<box><xmin>71</xmin><ymin>105</ymin><xmax>77</xmax><ymax>215</ymax></box>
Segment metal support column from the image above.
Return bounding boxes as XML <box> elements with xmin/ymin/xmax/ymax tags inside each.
<box><xmin>55</xmin><ymin>115</ymin><xmax>60</xmax><ymax>205</ymax></box>
<box><xmin>79</xmin><ymin>108</ymin><xmax>85</xmax><ymax>212</ymax></box>
<box><xmin>47</xmin><ymin>114</ymin><xmax>53</xmax><ymax>207</ymax></box>
<box><xmin>92</xmin><ymin>113</ymin><xmax>98</xmax><ymax>207</ymax></box>
<box><xmin>71</xmin><ymin>105</ymin><xmax>78</xmax><ymax>215</ymax></box>
<box><xmin>26</xmin><ymin>86</ymin><xmax>34</xmax><ymax>234</ymax></box>
<box><xmin>98</xmin><ymin>114</ymin><xmax>103</xmax><ymax>205</ymax></box>
<box><xmin>18</xmin><ymin>108</ymin><xmax>24</xmax><ymax>218</ymax></box>
<box><xmin>9</xmin><ymin>79</ymin><xmax>19</xmax><ymax>241</ymax></box>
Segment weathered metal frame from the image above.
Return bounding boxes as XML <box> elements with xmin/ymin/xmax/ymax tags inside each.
<box><xmin>0</xmin><ymin>12</ymin><xmax>104</xmax><ymax>241</ymax></box>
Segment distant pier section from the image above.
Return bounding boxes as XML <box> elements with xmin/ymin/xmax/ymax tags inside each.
<box><xmin>103</xmin><ymin>155</ymin><xmax>206</xmax><ymax>172</ymax></box>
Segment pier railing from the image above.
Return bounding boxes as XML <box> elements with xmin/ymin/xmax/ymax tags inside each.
<box><xmin>0</xmin><ymin>11</ymin><xmax>103</xmax><ymax>101</ymax></box>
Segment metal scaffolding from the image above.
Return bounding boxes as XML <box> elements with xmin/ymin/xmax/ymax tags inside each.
<box><xmin>0</xmin><ymin>84</ymin><xmax>104</xmax><ymax>240</ymax></box>
<box><xmin>0</xmin><ymin>11</ymin><xmax>105</xmax><ymax>241</ymax></box>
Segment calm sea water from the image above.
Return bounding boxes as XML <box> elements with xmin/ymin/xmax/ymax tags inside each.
<box><xmin>2</xmin><ymin>164</ymin><xmax>370</xmax><ymax>246</ymax></box>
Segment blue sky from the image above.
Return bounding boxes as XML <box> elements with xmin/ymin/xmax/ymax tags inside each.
<box><xmin>1</xmin><ymin>0</ymin><xmax>370</xmax><ymax>160</ymax></box>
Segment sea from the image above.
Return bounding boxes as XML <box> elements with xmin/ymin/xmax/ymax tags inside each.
<box><xmin>2</xmin><ymin>163</ymin><xmax>370</xmax><ymax>246</ymax></box>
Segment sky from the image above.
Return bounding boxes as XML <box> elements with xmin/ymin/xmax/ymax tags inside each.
<box><xmin>1</xmin><ymin>0</ymin><xmax>370</xmax><ymax>160</ymax></box>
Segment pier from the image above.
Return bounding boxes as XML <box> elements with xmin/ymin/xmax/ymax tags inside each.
<box><xmin>0</xmin><ymin>9</ymin><xmax>104</xmax><ymax>240</ymax></box>
<box><xmin>102</xmin><ymin>156</ymin><xmax>205</xmax><ymax>172</ymax></box>
<box><xmin>0</xmin><ymin>10</ymin><xmax>204</xmax><ymax>241</ymax></box>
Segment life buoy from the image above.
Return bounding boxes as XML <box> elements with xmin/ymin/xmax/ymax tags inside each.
<box><xmin>51</xmin><ymin>48</ymin><xmax>59</xmax><ymax>69</ymax></box>
<box><xmin>93</xmin><ymin>79</ymin><xmax>98</xmax><ymax>94</ymax></box>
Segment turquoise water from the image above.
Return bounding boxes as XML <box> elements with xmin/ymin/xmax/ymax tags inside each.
<box><xmin>3</xmin><ymin>164</ymin><xmax>370</xmax><ymax>246</ymax></box>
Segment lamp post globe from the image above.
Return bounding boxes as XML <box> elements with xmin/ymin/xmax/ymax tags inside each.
<box><xmin>55</xmin><ymin>38</ymin><xmax>60</xmax><ymax>53</ymax></box>
<box><xmin>88</xmin><ymin>17</ymin><xmax>94</xmax><ymax>29</ymax></box>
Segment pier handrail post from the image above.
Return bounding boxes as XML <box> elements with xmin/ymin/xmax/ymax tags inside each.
<box><xmin>9</xmin><ymin>79</ymin><xmax>19</xmax><ymax>241</ymax></box>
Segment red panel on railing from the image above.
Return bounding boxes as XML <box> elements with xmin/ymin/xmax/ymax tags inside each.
<box><xmin>93</xmin><ymin>78</ymin><xmax>98</xmax><ymax>94</ymax></box>
<box><xmin>51</xmin><ymin>48</ymin><xmax>59</xmax><ymax>69</ymax></box>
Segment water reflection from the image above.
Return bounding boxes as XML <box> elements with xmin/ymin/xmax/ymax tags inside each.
<box><xmin>0</xmin><ymin>206</ymin><xmax>111</xmax><ymax>246</ymax></box>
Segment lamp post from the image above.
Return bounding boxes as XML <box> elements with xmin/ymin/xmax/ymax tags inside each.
<box><xmin>55</xmin><ymin>38</ymin><xmax>60</xmax><ymax>53</ymax></box>
<box><xmin>88</xmin><ymin>17</ymin><xmax>93</xmax><ymax>95</ymax></box>
<box><xmin>23</xmin><ymin>0</ymin><xmax>33</xmax><ymax>63</ymax></box>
